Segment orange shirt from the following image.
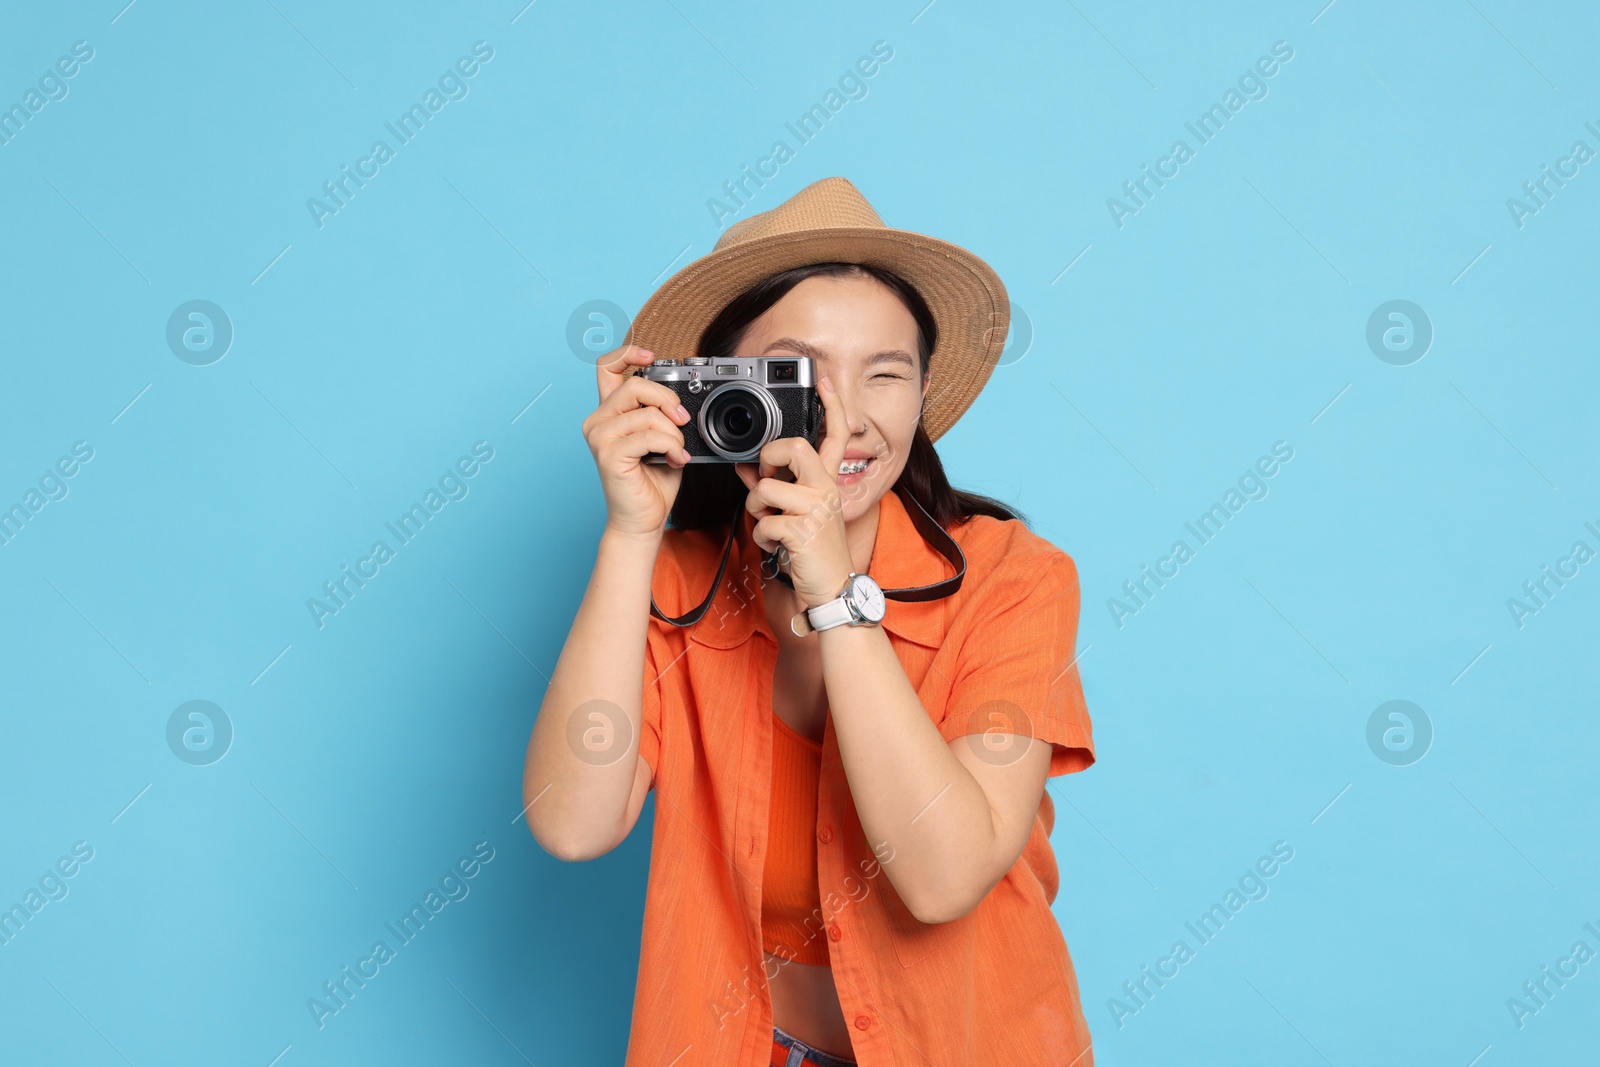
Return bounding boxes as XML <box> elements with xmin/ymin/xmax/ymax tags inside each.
<box><xmin>761</xmin><ymin>714</ymin><xmax>830</xmax><ymax>966</ymax></box>
<box><xmin>631</xmin><ymin>486</ymin><xmax>1097</xmax><ymax>1066</ymax></box>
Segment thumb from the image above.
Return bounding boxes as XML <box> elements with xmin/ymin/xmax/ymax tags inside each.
<box><xmin>596</xmin><ymin>344</ymin><xmax>652</xmax><ymax>403</ymax></box>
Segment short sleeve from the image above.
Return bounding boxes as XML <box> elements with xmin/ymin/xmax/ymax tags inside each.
<box><xmin>939</xmin><ymin>551</ymin><xmax>1095</xmax><ymax>777</ymax></box>
<box><xmin>639</xmin><ymin>625</ymin><xmax>665</xmax><ymax>783</ymax></box>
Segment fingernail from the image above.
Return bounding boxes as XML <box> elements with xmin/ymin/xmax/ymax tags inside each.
<box><xmin>676</xmin><ymin>404</ymin><xmax>689</xmax><ymax>420</ymax></box>
<box><xmin>820</xmin><ymin>375</ymin><xmax>832</xmax><ymax>391</ymax></box>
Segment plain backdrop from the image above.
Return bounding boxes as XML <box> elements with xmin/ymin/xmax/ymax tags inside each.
<box><xmin>1</xmin><ymin>1</ymin><xmax>1596</xmax><ymax>1064</ymax></box>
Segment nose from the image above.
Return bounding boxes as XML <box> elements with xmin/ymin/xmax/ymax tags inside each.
<box><xmin>825</xmin><ymin>379</ymin><xmax>865</xmax><ymax>437</ymax></box>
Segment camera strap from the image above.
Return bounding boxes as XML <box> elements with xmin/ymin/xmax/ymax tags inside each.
<box><xmin>647</xmin><ymin>495</ymin><xmax>747</xmax><ymax>628</ymax></box>
<box><xmin>648</xmin><ymin>485</ymin><xmax>967</xmax><ymax>627</ymax></box>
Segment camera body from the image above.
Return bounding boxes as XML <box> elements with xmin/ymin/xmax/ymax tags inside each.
<box><xmin>639</xmin><ymin>355</ymin><xmax>822</xmax><ymax>463</ymax></box>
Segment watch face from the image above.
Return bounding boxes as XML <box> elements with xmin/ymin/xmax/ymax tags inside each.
<box><xmin>849</xmin><ymin>574</ymin><xmax>886</xmax><ymax>623</ymax></box>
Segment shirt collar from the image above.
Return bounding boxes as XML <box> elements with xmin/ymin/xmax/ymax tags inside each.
<box><xmin>683</xmin><ymin>487</ymin><xmax>952</xmax><ymax>650</ymax></box>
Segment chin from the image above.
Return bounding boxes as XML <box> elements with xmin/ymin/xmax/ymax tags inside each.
<box><xmin>839</xmin><ymin>479</ymin><xmax>892</xmax><ymax>524</ymax></box>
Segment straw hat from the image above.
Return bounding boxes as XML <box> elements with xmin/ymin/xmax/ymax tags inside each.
<box><xmin>625</xmin><ymin>176</ymin><xmax>1010</xmax><ymax>444</ymax></box>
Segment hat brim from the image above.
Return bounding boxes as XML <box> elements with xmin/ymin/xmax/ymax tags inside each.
<box><xmin>625</xmin><ymin>227</ymin><xmax>1009</xmax><ymax>444</ymax></box>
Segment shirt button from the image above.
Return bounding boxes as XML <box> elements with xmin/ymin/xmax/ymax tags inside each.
<box><xmin>854</xmin><ymin>1015</ymin><xmax>872</xmax><ymax>1031</ymax></box>
<box><xmin>818</xmin><ymin>826</ymin><xmax>834</xmax><ymax>843</ymax></box>
<box><xmin>827</xmin><ymin>923</ymin><xmax>842</xmax><ymax>942</ymax></box>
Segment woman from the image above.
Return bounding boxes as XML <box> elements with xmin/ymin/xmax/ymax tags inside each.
<box><xmin>523</xmin><ymin>178</ymin><xmax>1096</xmax><ymax>1066</ymax></box>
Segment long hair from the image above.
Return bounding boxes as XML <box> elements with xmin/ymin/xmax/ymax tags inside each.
<box><xmin>666</xmin><ymin>261</ymin><xmax>1027</xmax><ymax>533</ymax></box>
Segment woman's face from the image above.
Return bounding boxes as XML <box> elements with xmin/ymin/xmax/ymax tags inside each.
<box><xmin>734</xmin><ymin>273</ymin><xmax>929</xmax><ymax>525</ymax></box>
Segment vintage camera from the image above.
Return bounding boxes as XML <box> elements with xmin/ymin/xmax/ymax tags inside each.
<box><xmin>639</xmin><ymin>355</ymin><xmax>822</xmax><ymax>463</ymax></box>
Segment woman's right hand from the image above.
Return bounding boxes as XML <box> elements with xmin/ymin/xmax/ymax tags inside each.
<box><xmin>585</xmin><ymin>344</ymin><xmax>694</xmax><ymax>539</ymax></box>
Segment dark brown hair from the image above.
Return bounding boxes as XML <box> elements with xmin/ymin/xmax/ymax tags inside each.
<box><xmin>667</xmin><ymin>261</ymin><xmax>1027</xmax><ymax>532</ymax></box>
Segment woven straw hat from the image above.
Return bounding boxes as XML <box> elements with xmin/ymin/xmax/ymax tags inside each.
<box><xmin>625</xmin><ymin>177</ymin><xmax>1010</xmax><ymax>444</ymax></box>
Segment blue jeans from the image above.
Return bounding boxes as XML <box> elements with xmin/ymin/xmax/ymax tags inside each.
<box><xmin>771</xmin><ymin>1024</ymin><xmax>858</xmax><ymax>1067</ymax></box>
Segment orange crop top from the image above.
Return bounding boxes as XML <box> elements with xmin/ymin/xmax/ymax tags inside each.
<box><xmin>761</xmin><ymin>714</ymin><xmax>829</xmax><ymax>966</ymax></box>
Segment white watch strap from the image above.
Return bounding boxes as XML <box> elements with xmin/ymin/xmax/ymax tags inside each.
<box><xmin>806</xmin><ymin>595</ymin><xmax>855</xmax><ymax>632</ymax></box>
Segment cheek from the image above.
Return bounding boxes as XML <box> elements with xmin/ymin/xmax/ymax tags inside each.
<box><xmin>868</xmin><ymin>388</ymin><xmax>921</xmax><ymax>435</ymax></box>
<box><xmin>870</xmin><ymin>396</ymin><xmax>919</xmax><ymax>464</ymax></box>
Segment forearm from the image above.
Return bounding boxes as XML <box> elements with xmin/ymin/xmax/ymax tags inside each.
<box><xmin>524</xmin><ymin>526</ymin><xmax>661</xmax><ymax>859</ymax></box>
<box><xmin>819</xmin><ymin>622</ymin><xmax>999</xmax><ymax>924</ymax></box>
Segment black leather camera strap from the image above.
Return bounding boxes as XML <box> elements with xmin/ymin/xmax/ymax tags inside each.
<box><xmin>647</xmin><ymin>495</ymin><xmax>746</xmax><ymax>627</ymax></box>
<box><xmin>648</xmin><ymin>485</ymin><xmax>967</xmax><ymax>627</ymax></box>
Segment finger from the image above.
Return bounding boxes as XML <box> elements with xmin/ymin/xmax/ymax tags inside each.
<box><xmin>814</xmin><ymin>373</ymin><xmax>851</xmax><ymax>483</ymax></box>
<box><xmin>741</xmin><ymin>463</ymin><xmax>780</xmax><ymax>523</ymax></box>
<box><xmin>596</xmin><ymin>406</ymin><xmax>686</xmax><ymax>450</ymax></box>
<box><xmin>751</xmin><ymin>514</ymin><xmax>814</xmax><ymax>559</ymax></box>
<box><xmin>759</xmin><ymin>436</ymin><xmax>815</xmax><ymax>484</ymax></box>
<box><xmin>756</xmin><ymin>437</ymin><xmax>792</xmax><ymax>485</ymax></box>
<box><xmin>745</xmin><ymin>496</ymin><xmax>777</xmax><ymax>524</ymax></box>
<box><xmin>595</xmin><ymin>343</ymin><xmax>652</xmax><ymax>404</ymax></box>
<box><xmin>762</xmin><ymin>431</ymin><xmax>831</xmax><ymax>494</ymax></box>
<box><xmin>598</xmin><ymin>373</ymin><xmax>690</xmax><ymax>427</ymax></box>
<box><xmin>747</xmin><ymin>475</ymin><xmax>816</xmax><ymax>520</ymax></box>
<box><xmin>608</xmin><ymin>427</ymin><xmax>693</xmax><ymax>466</ymax></box>
<box><xmin>750</xmin><ymin>515</ymin><xmax>791</xmax><ymax>557</ymax></box>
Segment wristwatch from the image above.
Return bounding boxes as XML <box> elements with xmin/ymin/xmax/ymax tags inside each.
<box><xmin>801</xmin><ymin>572</ymin><xmax>887</xmax><ymax>634</ymax></box>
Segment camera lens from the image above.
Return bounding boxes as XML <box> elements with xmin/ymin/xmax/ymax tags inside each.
<box><xmin>708</xmin><ymin>391</ymin><xmax>764</xmax><ymax>450</ymax></box>
<box><xmin>718</xmin><ymin>402</ymin><xmax>755</xmax><ymax>441</ymax></box>
<box><xmin>700</xmin><ymin>383</ymin><xmax>779</xmax><ymax>461</ymax></box>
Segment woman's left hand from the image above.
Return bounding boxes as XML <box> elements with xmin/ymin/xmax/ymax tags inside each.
<box><xmin>733</xmin><ymin>373</ymin><xmax>857</xmax><ymax>610</ymax></box>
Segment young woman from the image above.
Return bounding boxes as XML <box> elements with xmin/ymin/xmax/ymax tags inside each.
<box><xmin>523</xmin><ymin>178</ymin><xmax>1096</xmax><ymax>1066</ymax></box>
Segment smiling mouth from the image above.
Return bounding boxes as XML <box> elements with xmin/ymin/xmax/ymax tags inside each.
<box><xmin>839</xmin><ymin>458</ymin><xmax>873</xmax><ymax>475</ymax></box>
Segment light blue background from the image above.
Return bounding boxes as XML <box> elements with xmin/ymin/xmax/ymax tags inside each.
<box><xmin>2</xmin><ymin>1</ymin><xmax>1596</xmax><ymax>1064</ymax></box>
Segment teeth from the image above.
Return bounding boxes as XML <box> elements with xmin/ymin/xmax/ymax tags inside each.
<box><xmin>839</xmin><ymin>458</ymin><xmax>870</xmax><ymax>474</ymax></box>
